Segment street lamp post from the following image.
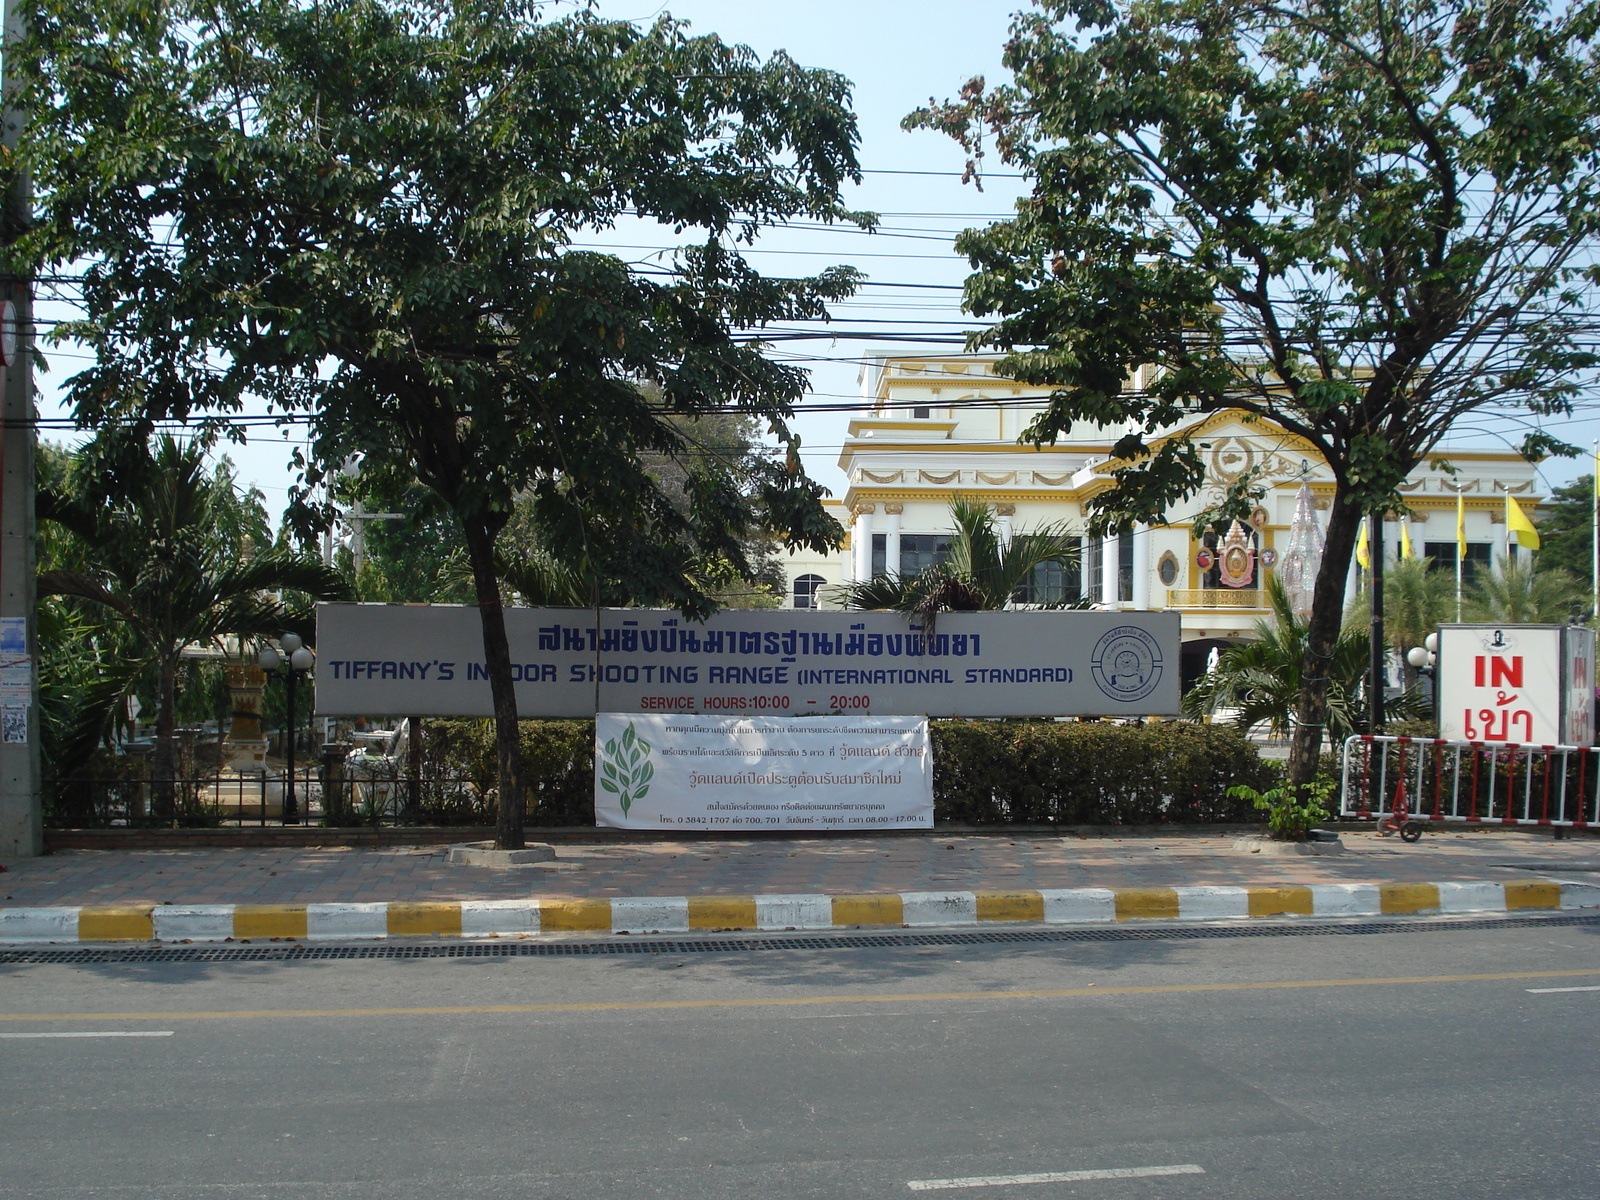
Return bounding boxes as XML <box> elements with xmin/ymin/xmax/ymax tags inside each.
<box><xmin>259</xmin><ymin>634</ymin><xmax>315</xmax><ymax>824</ymax></box>
<box><xmin>1405</xmin><ymin>631</ymin><xmax>1439</xmax><ymax>730</ymax></box>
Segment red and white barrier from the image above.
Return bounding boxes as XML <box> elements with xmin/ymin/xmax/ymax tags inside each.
<box><xmin>1341</xmin><ymin>735</ymin><xmax>1600</xmax><ymax>828</ymax></box>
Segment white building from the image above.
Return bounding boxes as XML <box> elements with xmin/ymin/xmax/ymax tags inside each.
<box><xmin>778</xmin><ymin>351</ymin><xmax>1542</xmax><ymax>691</ymax></box>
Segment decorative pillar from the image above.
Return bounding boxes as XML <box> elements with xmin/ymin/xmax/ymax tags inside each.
<box><xmin>884</xmin><ymin>503</ymin><xmax>903</xmax><ymax>577</ymax></box>
<box><xmin>223</xmin><ymin>662</ymin><xmax>269</xmax><ymax>774</ymax></box>
<box><xmin>853</xmin><ymin>504</ymin><xmax>875</xmax><ymax>582</ymax></box>
<box><xmin>320</xmin><ymin>742</ymin><xmax>348</xmax><ymax>827</ymax></box>
<box><xmin>1131</xmin><ymin>523</ymin><xmax>1151</xmax><ymax>610</ymax></box>
<box><xmin>995</xmin><ymin>504</ymin><xmax>1015</xmax><ymax>548</ymax></box>
<box><xmin>1101</xmin><ymin>532</ymin><xmax>1119</xmax><ymax>606</ymax></box>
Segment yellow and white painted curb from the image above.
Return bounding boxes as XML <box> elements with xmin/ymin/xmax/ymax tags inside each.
<box><xmin>2</xmin><ymin>880</ymin><xmax>1597</xmax><ymax>944</ymax></box>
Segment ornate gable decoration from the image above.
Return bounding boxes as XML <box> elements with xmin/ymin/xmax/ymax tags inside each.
<box><xmin>1093</xmin><ymin>411</ymin><xmax>1321</xmax><ymax>491</ymax></box>
<box><xmin>1218</xmin><ymin>520</ymin><xmax>1255</xmax><ymax>589</ymax></box>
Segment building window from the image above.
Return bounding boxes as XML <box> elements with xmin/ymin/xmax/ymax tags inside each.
<box><xmin>912</xmin><ymin>406</ymin><xmax>930</xmax><ymax>419</ymax></box>
<box><xmin>1118</xmin><ymin>529</ymin><xmax>1134</xmax><ymax>602</ymax></box>
<box><xmin>1423</xmin><ymin>541</ymin><xmax>1493</xmax><ymax>587</ymax></box>
<box><xmin>871</xmin><ymin>533</ymin><xmax>887</xmax><ymax>578</ymax></box>
<box><xmin>793</xmin><ymin>574</ymin><xmax>825</xmax><ymax>609</ymax></box>
<box><xmin>1014</xmin><ymin>559</ymin><xmax>1080</xmax><ymax>606</ymax></box>
<box><xmin>1083</xmin><ymin>537</ymin><xmax>1101</xmax><ymax>600</ymax></box>
<box><xmin>899</xmin><ymin>533</ymin><xmax>952</xmax><ymax>576</ymax></box>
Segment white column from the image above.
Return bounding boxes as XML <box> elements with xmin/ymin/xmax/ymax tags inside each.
<box><xmin>995</xmin><ymin>504</ymin><xmax>1014</xmax><ymax>549</ymax></box>
<box><xmin>1101</xmin><ymin>532</ymin><xmax>1119</xmax><ymax>606</ymax></box>
<box><xmin>1344</xmin><ymin>546</ymin><xmax>1359</xmax><ymax>608</ymax></box>
<box><xmin>1131</xmin><ymin>523</ymin><xmax>1151</xmax><ymax>610</ymax></box>
<box><xmin>853</xmin><ymin>504</ymin><xmax>875</xmax><ymax>581</ymax></box>
<box><xmin>1080</xmin><ymin>533</ymin><xmax>1095</xmax><ymax>601</ymax></box>
<box><xmin>884</xmin><ymin>504</ymin><xmax>902</xmax><ymax>578</ymax></box>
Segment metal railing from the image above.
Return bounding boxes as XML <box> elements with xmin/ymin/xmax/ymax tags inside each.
<box><xmin>1340</xmin><ymin>734</ymin><xmax>1600</xmax><ymax>828</ymax></box>
<box><xmin>46</xmin><ymin>747</ymin><xmax>493</xmax><ymax>828</ymax></box>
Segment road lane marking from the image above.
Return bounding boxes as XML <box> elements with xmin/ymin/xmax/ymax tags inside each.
<box><xmin>1</xmin><ymin>968</ymin><xmax>1598</xmax><ymax>1023</ymax></box>
<box><xmin>908</xmin><ymin>1164</ymin><xmax>1205</xmax><ymax>1190</ymax></box>
<box><xmin>1527</xmin><ymin>985</ymin><xmax>1600</xmax><ymax>993</ymax></box>
<box><xmin>0</xmin><ymin>1031</ymin><xmax>174</xmax><ymax>1038</ymax></box>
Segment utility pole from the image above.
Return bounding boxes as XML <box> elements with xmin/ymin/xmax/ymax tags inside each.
<box><xmin>0</xmin><ymin>0</ymin><xmax>42</xmax><ymax>860</ymax></box>
<box><xmin>1368</xmin><ymin>512</ymin><xmax>1386</xmax><ymax>735</ymax></box>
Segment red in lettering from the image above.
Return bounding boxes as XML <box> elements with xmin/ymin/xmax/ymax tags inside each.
<box><xmin>1490</xmin><ymin>657</ymin><xmax>1522</xmax><ymax>688</ymax></box>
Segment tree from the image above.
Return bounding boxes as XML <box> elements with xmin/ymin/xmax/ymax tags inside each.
<box><xmin>907</xmin><ymin>0</ymin><xmax>1600</xmax><ymax>786</ymax></box>
<box><xmin>1346</xmin><ymin>555</ymin><xmax>1453</xmax><ymax>686</ymax></box>
<box><xmin>1185</xmin><ymin>577</ymin><xmax>1360</xmax><ymax>741</ymax></box>
<box><xmin>12</xmin><ymin>0</ymin><xmax>868</xmax><ymax>847</ymax></box>
<box><xmin>1185</xmin><ymin>574</ymin><xmax>1423</xmax><ymax>740</ymax></box>
<box><xmin>1463</xmin><ymin>556</ymin><xmax>1586</xmax><ymax>624</ymax></box>
<box><xmin>1535</xmin><ymin>476</ymin><xmax>1595</xmax><ymax>596</ymax></box>
<box><xmin>834</xmin><ymin>496</ymin><xmax>1082</xmax><ymax>625</ymax></box>
<box><xmin>356</xmin><ymin>410</ymin><xmax>792</xmax><ymax>608</ymax></box>
<box><xmin>38</xmin><ymin>436</ymin><xmax>351</xmax><ymax>819</ymax></box>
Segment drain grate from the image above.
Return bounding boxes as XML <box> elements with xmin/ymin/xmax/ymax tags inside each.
<box><xmin>3</xmin><ymin>911</ymin><xmax>1597</xmax><ymax>966</ymax></box>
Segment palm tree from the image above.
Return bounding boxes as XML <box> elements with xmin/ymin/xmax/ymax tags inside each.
<box><xmin>1464</xmin><ymin>556</ymin><xmax>1586</xmax><ymax>624</ymax></box>
<box><xmin>1186</xmin><ymin>574</ymin><xmax>1424</xmax><ymax>740</ymax></box>
<box><xmin>1346</xmin><ymin>555</ymin><xmax>1454</xmax><ymax>688</ymax></box>
<box><xmin>38</xmin><ymin>437</ymin><xmax>351</xmax><ymax>819</ymax></box>
<box><xmin>831</xmin><ymin>497</ymin><xmax>1083</xmax><ymax>626</ymax></box>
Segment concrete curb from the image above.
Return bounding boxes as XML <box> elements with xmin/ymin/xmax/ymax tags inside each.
<box><xmin>3</xmin><ymin>880</ymin><xmax>1598</xmax><ymax>944</ymax></box>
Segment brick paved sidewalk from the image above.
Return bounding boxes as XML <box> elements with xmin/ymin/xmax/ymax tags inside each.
<box><xmin>3</xmin><ymin>828</ymin><xmax>1596</xmax><ymax>908</ymax></box>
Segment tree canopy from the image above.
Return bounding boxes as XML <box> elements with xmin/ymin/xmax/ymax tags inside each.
<box><xmin>908</xmin><ymin>0</ymin><xmax>1600</xmax><ymax>783</ymax></box>
<box><xmin>12</xmin><ymin>0</ymin><xmax>871</xmax><ymax>844</ymax></box>
<box><xmin>1534</xmin><ymin>475</ymin><xmax>1595</xmax><ymax>593</ymax></box>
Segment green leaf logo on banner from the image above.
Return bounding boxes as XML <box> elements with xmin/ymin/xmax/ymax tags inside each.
<box><xmin>599</xmin><ymin>722</ymin><xmax>654</xmax><ymax>816</ymax></box>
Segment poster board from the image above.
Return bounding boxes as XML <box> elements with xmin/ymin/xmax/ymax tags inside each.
<box><xmin>593</xmin><ymin>713</ymin><xmax>933</xmax><ymax>831</ymax></box>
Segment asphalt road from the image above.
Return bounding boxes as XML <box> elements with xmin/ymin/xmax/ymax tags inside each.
<box><xmin>2</xmin><ymin>917</ymin><xmax>1598</xmax><ymax>1199</ymax></box>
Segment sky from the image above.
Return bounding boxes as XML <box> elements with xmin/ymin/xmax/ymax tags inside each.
<box><xmin>29</xmin><ymin>0</ymin><xmax>1600</xmax><ymax>523</ymax></box>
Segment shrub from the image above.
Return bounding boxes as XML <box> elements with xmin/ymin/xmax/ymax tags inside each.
<box><xmin>421</xmin><ymin>718</ymin><xmax>595</xmax><ymax>826</ymax></box>
<box><xmin>930</xmin><ymin>720</ymin><xmax>1277</xmax><ymax>825</ymax></box>
<box><xmin>1226</xmin><ymin>778</ymin><xmax>1334</xmax><ymax>839</ymax></box>
<box><xmin>419</xmin><ymin>718</ymin><xmax>1276</xmax><ymax>829</ymax></box>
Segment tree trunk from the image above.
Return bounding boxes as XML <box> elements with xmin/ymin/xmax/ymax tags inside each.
<box><xmin>1287</xmin><ymin>488</ymin><xmax>1362</xmax><ymax>786</ymax></box>
<box><xmin>461</xmin><ymin>517</ymin><xmax>526</xmax><ymax>849</ymax></box>
<box><xmin>151</xmin><ymin>654</ymin><xmax>178</xmax><ymax>822</ymax></box>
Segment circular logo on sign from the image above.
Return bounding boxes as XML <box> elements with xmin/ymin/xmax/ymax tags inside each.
<box><xmin>1091</xmin><ymin>626</ymin><xmax>1164</xmax><ymax>704</ymax></box>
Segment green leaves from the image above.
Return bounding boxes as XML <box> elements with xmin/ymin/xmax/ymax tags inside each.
<box><xmin>913</xmin><ymin>0</ymin><xmax>1600</xmax><ymax>775</ymax></box>
<box><xmin>598</xmin><ymin>723</ymin><xmax>654</xmax><ymax>817</ymax></box>
<box><xmin>11</xmin><ymin>0</ymin><xmax>866</xmax><ymax>616</ymax></box>
<box><xmin>908</xmin><ymin>0</ymin><xmax>1600</xmax><ymax>531</ymax></box>
<box><xmin>834</xmin><ymin>496</ymin><xmax>1084</xmax><ymax>626</ymax></box>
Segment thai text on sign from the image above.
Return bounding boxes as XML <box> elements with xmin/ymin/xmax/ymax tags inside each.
<box><xmin>314</xmin><ymin>605</ymin><xmax>1180</xmax><ymax>719</ymax></box>
<box><xmin>593</xmin><ymin>713</ymin><xmax>934</xmax><ymax>831</ymax></box>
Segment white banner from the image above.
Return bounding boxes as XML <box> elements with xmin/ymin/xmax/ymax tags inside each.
<box><xmin>593</xmin><ymin>713</ymin><xmax>934</xmax><ymax>830</ymax></box>
<box><xmin>314</xmin><ymin>604</ymin><xmax>1180</xmax><ymax>719</ymax></box>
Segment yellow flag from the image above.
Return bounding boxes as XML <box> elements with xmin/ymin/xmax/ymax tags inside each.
<box><xmin>1400</xmin><ymin>517</ymin><xmax>1415</xmax><ymax>560</ymax></box>
<box><xmin>1456</xmin><ymin>491</ymin><xmax>1466</xmax><ymax>556</ymax></box>
<box><xmin>1356</xmin><ymin>517</ymin><xmax>1369</xmax><ymax>569</ymax></box>
<box><xmin>1507</xmin><ymin>494</ymin><xmax>1540</xmax><ymax>551</ymax></box>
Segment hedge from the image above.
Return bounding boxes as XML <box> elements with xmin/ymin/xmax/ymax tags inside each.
<box><xmin>420</xmin><ymin>718</ymin><xmax>1277</xmax><ymax>827</ymax></box>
